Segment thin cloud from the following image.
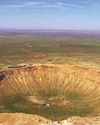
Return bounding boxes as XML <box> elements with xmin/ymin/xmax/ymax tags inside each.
<box><xmin>0</xmin><ymin>0</ymin><xmax>100</xmax><ymax>11</ymax></box>
<box><xmin>55</xmin><ymin>2</ymin><xmax>86</xmax><ymax>9</ymax></box>
<box><xmin>0</xmin><ymin>1</ymin><xmax>45</xmax><ymax>9</ymax></box>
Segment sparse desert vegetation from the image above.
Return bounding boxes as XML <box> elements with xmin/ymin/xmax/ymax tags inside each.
<box><xmin>0</xmin><ymin>34</ymin><xmax>100</xmax><ymax>69</ymax></box>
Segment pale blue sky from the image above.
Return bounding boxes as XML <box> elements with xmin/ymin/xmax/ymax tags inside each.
<box><xmin>0</xmin><ymin>0</ymin><xmax>100</xmax><ymax>30</ymax></box>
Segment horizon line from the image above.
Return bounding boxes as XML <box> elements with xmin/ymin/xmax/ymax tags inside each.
<box><xmin>0</xmin><ymin>28</ymin><xmax>100</xmax><ymax>32</ymax></box>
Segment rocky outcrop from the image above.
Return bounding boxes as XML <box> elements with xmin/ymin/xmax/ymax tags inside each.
<box><xmin>0</xmin><ymin>113</ymin><xmax>100</xmax><ymax>125</ymax></box>
<box><xmin>0</xmin><ymin>113</ymin><xmax>50</xmax><ymax>125</ymax></box>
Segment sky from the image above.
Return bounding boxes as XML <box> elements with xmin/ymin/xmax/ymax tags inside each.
<box><xmin>0</xmin><ymin>0</ymin><xmax>100</xmax><ymax>30</ymax></box>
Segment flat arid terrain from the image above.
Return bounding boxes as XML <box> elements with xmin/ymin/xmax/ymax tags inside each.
<box><xmin>0</xmin><ymin>32</ymin><xmax>100</xmax><ymax>69</ymax></box>
<box><xmin>0</xmin><ymin>31</ymin><xmax>100</xmax><ymax>125</ymax></box>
